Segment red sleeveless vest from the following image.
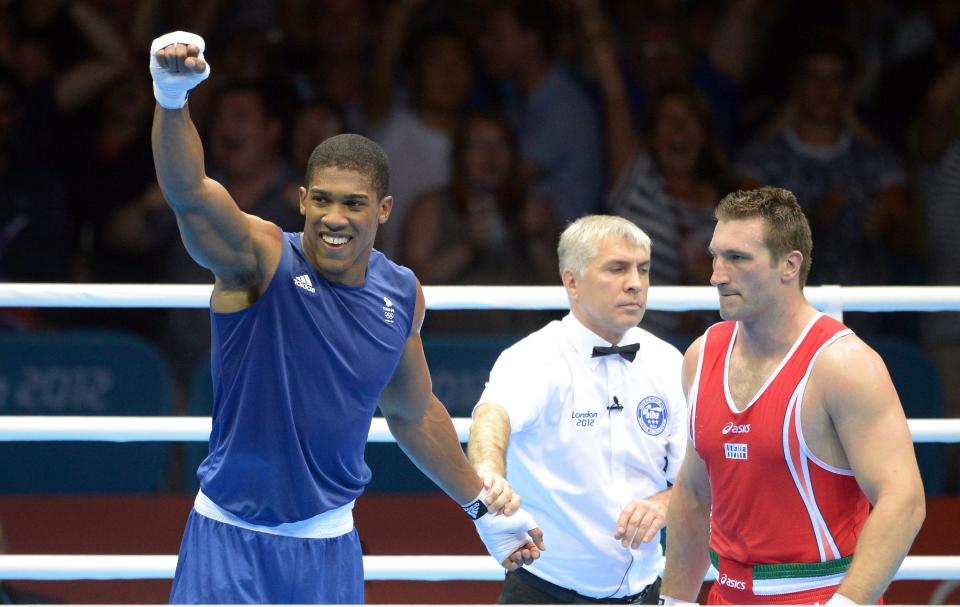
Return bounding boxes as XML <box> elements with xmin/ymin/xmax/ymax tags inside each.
<box><xmin>690</xmin><ymin>314</ymin><xmax>870</xmax><ymax>600</ymax></box>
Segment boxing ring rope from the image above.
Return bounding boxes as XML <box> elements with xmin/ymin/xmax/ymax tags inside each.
<box><xmin>1</xmin><ymin>282</ymin><xmax>959</xmax><ymax>584</ymax></box>
<box><xmin>3</xmin><ymin>283</ymin><xmax>960</xmax><ymax>315</ymax></box>
<box><xmin>0</xmin><ymin>416</ymin><xmax>956</xmax><ymax>443</ymax></box>
<box><xmin>1</xmin><ymin>554</ymin><xmax>957</xmax><ymax>582</ymax></box>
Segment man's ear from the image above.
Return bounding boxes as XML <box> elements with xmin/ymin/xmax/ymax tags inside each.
<box><xmin>782</xmin><ymin>250</ymin><xmax>803</xmax><ymax>283</ymax></box>
<box><xmin>561</xmin><ymin>267</ymin><xmax>577</xmax><ymax>299</ymax></box>
<box><xmin>378</xmin><ymin>195</ymin><xmax>393</xmax><ymax>224</ymax></box>
<box><xmin>298</xmin><ymin>186</ymin><xmax>307</xmax><ymax>216</ymax></box>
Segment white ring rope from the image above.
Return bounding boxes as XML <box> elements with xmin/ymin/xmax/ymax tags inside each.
<box><xmin>2</xmin><ymin>283</ymin><xmax>959</xmax><ymax>587</ymax></box>
<box><xmin>1</xmin><ymin>554</ymin><xmax>957</xmax><ymax>581</ymax></box>
<box><xmin>3</xmin><ymin>283</ymin><xmax>960</xmax><ymax>312</ymax></box>
<box><xmin>0</xmin><ymin>416</ymin><xmax>956</xmax><ymax>443</ymax></box>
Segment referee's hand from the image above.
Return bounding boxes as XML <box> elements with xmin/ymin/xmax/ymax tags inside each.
<box><xmin>479</xmin><ymin>471</ymin><xmax>521</xmax><ymax>515</ymax></box>
<box><xmin>615</xmin><ymin>498</ymin><xmax>667</xmax><ymax>548</ymax></box>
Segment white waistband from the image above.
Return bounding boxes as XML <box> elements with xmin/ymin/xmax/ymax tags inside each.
<box><xmin>193</xmin><ymin>490</ymin><xmax>355</xmax><ymax>539</ymax></box>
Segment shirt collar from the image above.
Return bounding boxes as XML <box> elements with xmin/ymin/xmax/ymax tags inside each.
<box><xmin>562</xmin><ymin>313</ymin><xmax>638</xmax><ymax>367</ymax></box>
<box><xmin>785</xmin><ymin>127</ymin><xmax>852</xmax><ymax>161</ymax></box>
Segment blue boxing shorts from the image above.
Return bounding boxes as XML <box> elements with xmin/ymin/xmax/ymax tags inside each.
<box><xmin>169</xmin><ymin>508</ymin><xmax>363</xmax><ymax>604</ymax></box>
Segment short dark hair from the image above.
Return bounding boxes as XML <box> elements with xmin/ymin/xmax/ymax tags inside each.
<box><xmin>715</xmin><ymin>187</ymin><xmax>813</xmax><ymax>288</ymax></box>
<box><xmin>304</xmin><ymin>134</ymin><xmax>390</xmax><ymax>200</ymax></box>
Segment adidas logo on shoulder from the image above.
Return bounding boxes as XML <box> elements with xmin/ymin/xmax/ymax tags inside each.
<box><xmin>293</xmin><ymin>274</ymin><xmax>316</xmax><ymax>293</ymax></box>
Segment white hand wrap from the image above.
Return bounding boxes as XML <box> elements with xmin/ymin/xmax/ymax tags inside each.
<box><xmin>825</xmin><ymin>593</ymin><xmax>857</xmax><ymax>605</ymax></box>
<box><xmin>658</xmin><ymin>594</ymin><xmax>698</xmax><ymax>605</ymax></box>
<box><xmin>149</xmin><ymin>31</ymin><xmax>211</xmax><ymax>109</ymax></box>
<box><xmin>473</xmin><ymin>506</ymin><xmax>539</xmax><ymax>564</ymax></box>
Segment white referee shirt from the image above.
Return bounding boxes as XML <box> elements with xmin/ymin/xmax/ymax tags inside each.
<box><xmin>476</xmin><ymin>313</ymin><xmax>686</xmax><ymax>598</ymax></box>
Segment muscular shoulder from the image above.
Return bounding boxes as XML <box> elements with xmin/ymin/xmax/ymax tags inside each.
<box><xmin>219</xmin><ymin>215</ymin><xmax>282</xmax><ymax>288</ymax></box>
<box><xmin>812</xmin><ymin>333</ymin><xmax>886</xmax><ymax>385</ymax></box>
<box><xmin>811</xmin><ymin>333</ymin><xmax>897</xmax><ymax>416</ymax></box>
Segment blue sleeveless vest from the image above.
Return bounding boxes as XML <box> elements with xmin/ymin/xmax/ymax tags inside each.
<box><xmin>198</xmin><ymin>232</ymin><xmax>416</xmax><ymax>524</ymax></box>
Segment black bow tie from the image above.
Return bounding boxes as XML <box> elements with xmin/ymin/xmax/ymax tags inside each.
<box><xmin>591</xmin><ymin>343</ymin><xmax>640</xmax><ymax>362</ymax></box>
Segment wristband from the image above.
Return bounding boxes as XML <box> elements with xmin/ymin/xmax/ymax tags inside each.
<box><xmin>658</xmin><ymin>595</ymin><xmax>697</xmax><ymax>605</ymax></box>
<box><xmin>149</xmin><ymin>31</ymin><xmax>211</xmax><ymax>109</ymax></box>
<box><xmin>461</xmin><ymin>487</ymin><xmax>489</xmax><ymax>520</ymax></box>
<box><xmin>825</xmin><ymin>593</ymin><xmax>857</xmax><ymax>605</ymax></box>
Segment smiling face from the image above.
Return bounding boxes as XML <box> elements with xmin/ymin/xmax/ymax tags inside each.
<box><xmin>564</xmin><ymin>235</ymin><xmax>650</xmax><ymax>344</ymax></box>
<box><xmin>298</xmin><ymin>166</ymin><xmax>392</xmax><ymax>286</ymax></box>
<box><xmin>652</xmin><ymin>94</ymin><xmax>705</xmax><ymax>178</ymax></box>
<box><xmin>709</xmin><ymin>217</ymin><xmax>783</xmax><ymax>321</ymax></box>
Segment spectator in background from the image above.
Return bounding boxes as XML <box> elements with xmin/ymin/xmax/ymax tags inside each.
<box><xmin>69</xmin><ymin>71</ymin><xmax>157</xmax><ymax>284</ymax></box>
<box><xmin>915</xmin><ymin>54</ymin><xmax>960</xmax><ymax>493</ymax></box>
<box><xmin>0</xmin><ymin>72</ymin><xmax>74</xmax><ymax>331</ymax></box>
<box><xmin>0</xmin><ymin>0</ymin><xmax>134</xmax><ymax>284</ymax></box>
<box><xmin>578</xmin><ymin>0</ymin><xmax>728</xmax><ymax>338</ymax></box>
<box><xmin>478</xmin><ymin>0</ymin><xmax>604</xmax><ymax>225</ymax></box>
<box><xmin>0</xmin><ymin>71</ymin><xmax>73</xmax><ymax>282</ymax></box>
<box><xmin>288</xmin><ymin>98</ymin><xmax>344</xmax><ymax>169</ymax></box>
<box><xmin>735</xmin><ymin>35</ymin><xmax>913</xmax><ymax>294</ymax></box>
<box><xmin>610</xmin><ymin>0</ymin><xmax>762</xmax><ymax>155</ymax></box>
<box><xmin>401</xmin><ymin>112</ymin><xmax>558</xmax><ymax>333</ymax></box>
<box><xmin>271</xmin><ymin>0</ymin><xmax>373</xmax><ymax>132</ymax></box>
<box><xmin>359</xmin><ymin>0</ymin><xmax>477</xmax><ymax>258</ymax></box>
<box><xmin>867</xmin><ymin>1</ymin><xmax>960</xmax><ymax>155</ymax></box>
<box><xmin>6</xmin><ymin>0</ymin><xmax>133</xmax><ymax>116</ymax></box>
<box><xmin>53</xmin><ymin>70</ymin><xmax>167</xmax><ymax>341</ymax></box>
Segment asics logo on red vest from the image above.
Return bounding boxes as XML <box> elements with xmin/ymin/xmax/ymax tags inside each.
<box><xmin>718</xmin><ymin>573</ymin><xmax>747</xmax><ymax>590</ymax></box>
<box><xmin>722</xmin><ymin>421</ymin><xmax>751</xmax><ymax>435</ymax></box>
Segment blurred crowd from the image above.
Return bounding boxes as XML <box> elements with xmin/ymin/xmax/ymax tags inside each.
<box><xmin>1</xmin><ymin>0</ymin><xmax>959</xmax><ymax>467</ymax></box>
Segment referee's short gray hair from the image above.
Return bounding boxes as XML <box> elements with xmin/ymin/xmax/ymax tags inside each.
<box><xmin>558</xmin><ymin>215</ymin><xmax>651</xmax><ymax>279</ymax></box>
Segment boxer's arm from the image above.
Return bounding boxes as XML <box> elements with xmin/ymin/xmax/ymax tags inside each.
<box><xmin>150</xmin><ymin>32</ymin><xmax>277</xmax><ymax>295</ymax></box>
<box><xmin>818</xmin><ymin>337</ymin><xmax>925</xmax><ymax>604</ymax></box>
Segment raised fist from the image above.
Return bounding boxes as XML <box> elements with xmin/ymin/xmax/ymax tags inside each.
<box><xmin>149</xmin><ymin>31</ymin><xmax>211</xmax><ymax>109</ymax></box>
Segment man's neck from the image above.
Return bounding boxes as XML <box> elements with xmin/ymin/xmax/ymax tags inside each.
<box><xmin>737</xmin><ymin>297</ymin><xmax>818</xmax><ymax>360</ymax></box>
<box><xmin>794</xmin><ymin>118</ymin><xmax>843</xmax><ymax>147</ymax></box>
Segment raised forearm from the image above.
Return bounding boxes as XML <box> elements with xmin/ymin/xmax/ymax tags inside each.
<box><xmin>386</xmin><ymin>396</ymin><xmax>482</xmax><ymax>504</ymax></box>
<box><xmin>835</xmin><ymin>493</ymin><xmax>925</xmax><ymax>603</ymax></box>
<box><xmin>707</xmin><ymin>0</ymin><xmax>760</xmax><ymax>81</ymax></box>
<box><xmin>70</xmin><ymin>1</ymin><xmax>131</xmax><ymax>62</ymax></box>
<box><xmin>152</xmin><ymin>104</ymin><xmax>208</xmax><ymax>205</ymax></box>
<box><xmin>580</xmin><ymin>6</ymin><xmax>638</xmax><ymax>184</ymax></box>
<box><xmin>365</xmin><ymin>0</ymin><xmax>418</xmax><ymax>122</ymax></box>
